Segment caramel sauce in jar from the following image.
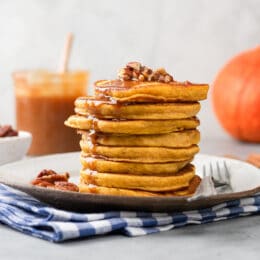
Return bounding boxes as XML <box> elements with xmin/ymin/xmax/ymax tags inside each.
<box><xmin>13</xmin><ymin>70</ymin><xmax>88</xmax><ymax>155</ymax></box>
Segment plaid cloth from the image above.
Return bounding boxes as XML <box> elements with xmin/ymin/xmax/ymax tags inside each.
<box><xmin>0</xmin><ymin>184</ymin><xmax>260</xmax><ymax>242</ymax></box>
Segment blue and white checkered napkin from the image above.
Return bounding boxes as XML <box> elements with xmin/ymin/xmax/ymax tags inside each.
<box><xmin>0</xmin><ymin>184</ymin><xmax>260</xmax><ymax>242</ymax></box>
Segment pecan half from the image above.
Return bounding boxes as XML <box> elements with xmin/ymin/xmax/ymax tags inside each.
<box><xmin>126</xmin><ymin>61</ymin><xmax>141</xmax><ymax>71</ymax></box>
<box><xmin>31</xmin><ymin>179</ymin><xmax>55</xmax><ymax>188</ymax></box>
<box><xmin>54</xmin><ymin>181</ymin><xmax>79</xmax><ymax>192</ymax></box>
<box><xmin>0</xmin><ymin>125</ymin><xmax>18</xmax><ymax>137</ymax></box>
<box><xmin>38</xmin><ymin>173</ymin><xmax>69</xmax><ymax>184</ymax></box>
<box><xmin>36</xmin><ymin>169</ymin><xmax>69</xmax><ymax>183</ymax></box>
<box><xmin>118</xmin><ymin>68</ymin><xmax>131</xmax><ymax>80</ymax></box>
<box><xmin>31</xmin><ymin>169</ymin><xmax>79</xmax><ymax>192</ymax></box>
<box><xmin>37</xmin><ymin>169</ymin><xmax>57</xmax><ymax>178</ymax></box>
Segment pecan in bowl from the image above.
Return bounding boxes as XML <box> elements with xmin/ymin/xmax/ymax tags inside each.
<box><xmin>0</xmin><ymin>125</ymin><xmax>18</xmax><ymax>137</ymax></box>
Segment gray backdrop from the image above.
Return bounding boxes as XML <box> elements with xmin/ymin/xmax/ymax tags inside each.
<box><xmin>1</xmin><ymin>0</ymin><xmax>260</xmax><ymax>148</ymax></box>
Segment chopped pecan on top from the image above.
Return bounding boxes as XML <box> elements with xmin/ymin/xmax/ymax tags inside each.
<box><xmin>31</xmin><ymin>169</ymin><xmax>79</xmax><ymax>192</ymax></box>
<box><xmin>118</xmin><ymin>62</ymin><xmax>174</xmax><ymax>83</ymax></box>
<box><xmin>0</xmin><ymin>125</ymin><xmax>18</xmax><ymax>137</ymax></box>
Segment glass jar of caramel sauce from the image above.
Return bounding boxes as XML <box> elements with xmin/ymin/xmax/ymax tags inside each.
<box><xmin>13</xmin><ymin>70</ymin><xmax>88</xmax><ymax>155</ymax></box>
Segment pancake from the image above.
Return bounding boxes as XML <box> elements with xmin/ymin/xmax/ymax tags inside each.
<box><xmin>64</xmin><ymin>115</ymin><xmax>92</xmax><ymax>130</ymax></box>
<box><xmin>81</xmin><ymin>129</ymin><xmax>200</xmax><ymax>148</ymax></box>
<box><xmin>79</xmin><ymin>175</ymin><xmax>201</xmax><ymax>197</ymax></box>
<box><xmin>79</xmin><ymin>183</ymin><xmax>160</xmax><ymax>197</ymax></box>
<box><xmin>80</xmin><ymin>164</ymin><xmax>195</xmax><ymax>192</ymax></box>
<box><xmin>80</xmin><ymin>156</ymin><xmax>191</xmax><ymax>175</ymax></box>
<box><xmin>95</xmin><ymin>80</ymin><xmax>209</xmax><ymax>103</ymax></box>
<box><xmin>65</xmin><ymin>115</ymin><xmax>200</xmax><ymax>134</ymax></box>
<box><xmin>75</xmin><ymin>97</ymin><xmax>201</xmax><ymax>119</ymax></box>
<box><xmin>80</xmin><ymin>141</ymin><xmax>199</xmax><ymax>163</ymax></box>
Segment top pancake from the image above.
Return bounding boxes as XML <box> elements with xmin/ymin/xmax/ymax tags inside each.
<box><xmin>95</xmin><ymin>80</ymin><xmax>209</xmax><ymax>103</ymax></box>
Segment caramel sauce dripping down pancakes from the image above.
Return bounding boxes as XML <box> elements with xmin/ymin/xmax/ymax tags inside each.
<box><xmin>65</xmin><ymin>62</ymin><xmax>209</xmax><ymax>197</ymax></box>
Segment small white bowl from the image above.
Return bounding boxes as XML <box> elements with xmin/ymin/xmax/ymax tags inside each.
<box><xmin>0</xmin><ymin>131</ymin><xmax>32</xmax><ymax>165</ymax></box>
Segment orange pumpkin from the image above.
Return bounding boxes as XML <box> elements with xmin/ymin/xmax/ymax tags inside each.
<box><xmin>212</xmin><ymin>46</ymin><xmax>260</xmax><ymax>142</ymax></box>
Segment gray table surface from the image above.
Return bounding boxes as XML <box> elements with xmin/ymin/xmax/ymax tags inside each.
<box><xmin>1</xmin><ymin>135</ymin><xmax>260</xmax><ymax>260</ymax></box>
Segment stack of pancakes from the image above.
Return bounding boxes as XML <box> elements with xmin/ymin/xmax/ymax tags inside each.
<box><xmin>65</xmin><ymin>63</ymin><xmax>209</xmax><ymax>197</ymax></box>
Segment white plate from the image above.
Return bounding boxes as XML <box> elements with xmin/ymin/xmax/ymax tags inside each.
<box><xmin>0</xmin><ymin>152</ymin><xmax>259</xmax><ymax>212</ymax></box>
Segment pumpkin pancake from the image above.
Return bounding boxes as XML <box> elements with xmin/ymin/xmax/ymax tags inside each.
<box><xmin>65</xmin><ymin>115</ymin><xmax>200</xmax><ymax>134</ymax></box>
<box><xmin>79</xmin><ymin>175</ymin><xmax>201</xmax><ymax>197</ymax></box>
<box><xmin>80</xmin><ymin>156</ymin><xmax>191</xmax><ymax>175</ymax></box>
<box><xmin>163</xmin><ymin>175</ymin><xmax>201</xmax><ymax>196</ymax></box>
<box><xmin>95</xmin><ymin>80</ymin><xmax>209</xmax><ymax>103</ymax></box>
<box><xmin>80</xmin><ymin>141</ymin><xmax>199</xmax><ymax>163</ymax></box>
<box><xmin>64</xmin><ymin>115</ymin><xmax>92</xmax><ymax>130</ymax></box>
<box><xmin>80</xmin><ymin>164</ymin><xmax>195</xmax><ymax>192</ymax></box>
<box><xmin>81</xmin><ymin>129</ymin><xmax>200</xmax><ymax>148</ymax></box>
<box><xmin>79</xmin><ymin>182</ymin><xmax>160</xmax><ymax>197</ymax></box>
<box><xmin>74</xmin><ymin>97</ymin><xmax>200</xmax><ymax>120</ymax></box>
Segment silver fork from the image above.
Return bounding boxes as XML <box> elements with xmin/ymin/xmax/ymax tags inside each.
<box><xmin>203</xmin><ymin>161</ymin><xmax>232</xmax><ymax>190</ymax></box>
<box><xmin>189</xmin><ymin>161</ymin><xmax>232</xmax><ymax>200</ymax></box>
